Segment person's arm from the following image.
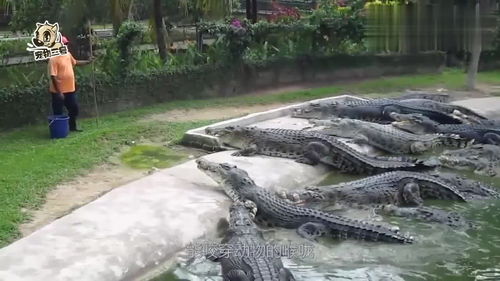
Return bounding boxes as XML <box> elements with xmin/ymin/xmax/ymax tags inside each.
<box><xmin>72</xmin><ymin>54</ymin><xmax>94</xmax><ymax>66</ymax></box>
<box><xmin>75</xmin><ymin>60</ymin><xmax>92</xmax><ymax>66</ymax></box>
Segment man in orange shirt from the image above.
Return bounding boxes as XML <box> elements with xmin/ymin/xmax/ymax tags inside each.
<box><xmin>48</xmin><ymin>35</ymin><xmax>92</xmax><ymax>132</ymax></box>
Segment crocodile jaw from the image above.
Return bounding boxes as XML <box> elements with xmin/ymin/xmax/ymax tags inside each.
<box><xmin>196</xmin><ymin>158</ymin><xmax>255</xmax><ymax>201</ymax></box>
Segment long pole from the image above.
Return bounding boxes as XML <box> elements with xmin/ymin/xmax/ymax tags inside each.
<box><xmin>88</xmin><ymin>23</ymin><xmax>100</xmax><ymax>127</ymax></box>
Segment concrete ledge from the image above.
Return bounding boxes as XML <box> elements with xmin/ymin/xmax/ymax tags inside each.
<box><xmin>181</xmin><ymin>94</ymin><xmax>366</xmax><ymax>150</ymax></box>
<box><xmin>0</xmin><ymin>152</ymin><xmax>329</xmax><ymax>281</ymax></box>
<box><xmin>451</xmin><ymin>97</ymin><xmax>500</xmax><ymax>119</ymax></box>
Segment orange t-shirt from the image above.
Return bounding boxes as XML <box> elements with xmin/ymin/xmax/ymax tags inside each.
<box><xmin>48</xmin><ymin>53</ymin><xmax>77</xmax><ymax>94</ymax></box>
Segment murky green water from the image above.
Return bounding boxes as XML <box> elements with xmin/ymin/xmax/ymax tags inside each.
<box><xmin>152</xmin><ymin>169</ymin><xmax>500</xmax><ymax>281</ymax></box>
<box><xmin>120</xmin><ymin>145</ymin><xmax>188</xmax><ymax>169</ymax></box>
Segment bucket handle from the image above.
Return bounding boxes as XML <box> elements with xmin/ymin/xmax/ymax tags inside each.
<box><xmin>48</xmin><ymin>120</ymin><xmax>55</xmax><ymax>127</ymax></box>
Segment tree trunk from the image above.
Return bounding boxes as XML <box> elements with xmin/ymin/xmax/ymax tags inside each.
<box><xmin>467</xmin><ymin>0</ymin><xmax>482</xmax><ymax>90</ymax></box>
<box><xmin>153</xmin><ymin>0</ymin><xmax>167</xmax><ymax>62</ymax></box>
<box><xmin>246</xmin><ymin>0</ymin><xmax>251</xmax><ymax>21</ymax></box>
<box><xmin>251</xmin><ymin>0</ymin><xmax>257</xmax><ymax>23</ymax></box>
<box><xmin>128</xmin><ymin>0</ymin><xmax>135</xmax><ymax>20</ymax></box>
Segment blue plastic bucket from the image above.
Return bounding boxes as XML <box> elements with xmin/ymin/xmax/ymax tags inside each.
<box><xmin>48</xmin><ymin>115</ymin><xmax>69</xmax><ymax>139</ymax></box>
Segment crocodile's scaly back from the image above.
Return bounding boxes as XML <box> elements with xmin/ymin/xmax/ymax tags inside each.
<box><xmin>243</xmin><ymin>184</ymin><xmax>414</xmax><ymax>243</ymax></box>
<box><xmin>207</xmin><ymin>126</ymin><xmax>434</xmax><ymax>174</ymax></box>
<box><xmin>302</xmin><ymin>171</ymin><xmax>466</xmax><ymax>206</ymax></box>
<box><xmin>213</xmin><ymin>202</ymin><xmax>296</xmax><ymax>281</ymax></box>
<box><xmin>314</xmin><ymin>118</ymin><xmax>469</xmax><ymax>154</ymax></box>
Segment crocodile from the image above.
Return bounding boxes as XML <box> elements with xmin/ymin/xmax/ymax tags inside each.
<box><xmin>196</xmin><ymin>158</ymin><xmax>414</xmax><ymax>244</ymax></box>
<box><xmin>208</xmin><ymin>202</ymin><xmax>296</xmax><ymax>281</ymax></box>
<box><xmin>292</xmin><ymin>98</ymin><xmax>463</xmax><ymax>124</ymax></box>
<box><xmin>205</xmin><ymin>126</ymin><xmax>437</xmax><ymax>175</ymax></box>
<box><xmin>375</xmin><ymin>205</ymin><xmax>474</xmax><ymax>228</ymax></box>
<box><xmin>280</xmin><ymin>171</ymin><xmax>467</xmax><ymax>207</ymax></box>
<box><xmin>393</xmin><ymin>91</ymin><xmax>450</xmax><ymax>103</ymax></box>
<box><xmin>427</xmin><ymin>171</ymin><xmax>500</xmax><ymax>199</ymax></box>
<box><xmin>398</xmin><ymin>99</ymin><xmax>487</xmax><ymax>124</ymax></box>
<box><xmin>439</xmin><ymin>144</ymin><xmax>500</xmax><ymax>177</ymax></box>
<box><xmin>310</xmin><ymin>118</ymin><xmax>471</xmax><ymax>155</ymax></box>
<box><xmin>390</xmin><ymin>112</ymin><xmax>500</xmax><ymax>145</ymax></box>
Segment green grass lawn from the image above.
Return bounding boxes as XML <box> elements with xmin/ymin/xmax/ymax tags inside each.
<box><xmin>0</xmin><ymin>68</ymin><xmax>499</xmax><ymax>247</ymax></box>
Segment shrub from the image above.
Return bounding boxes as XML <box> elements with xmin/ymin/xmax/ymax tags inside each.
<box><xmin>116</xmin><ymin>21</ymin><xmax>145</xmax><ymax>75</ymax></box>
<box><xmin>267</xmin><ymin>2</ymin><xmax>301</xmax><ymax>23</ymax></box>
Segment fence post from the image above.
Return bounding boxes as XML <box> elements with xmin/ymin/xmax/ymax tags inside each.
<box><xmin>196</xmin><ymin>25</ymin><xmax>203</xmax><ymax>52</ymax></box>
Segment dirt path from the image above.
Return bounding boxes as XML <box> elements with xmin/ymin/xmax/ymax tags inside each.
<box><xmin>143</xmin><ymin>102</ymin><xmax>296</xmax><ymax>123</ymax></box>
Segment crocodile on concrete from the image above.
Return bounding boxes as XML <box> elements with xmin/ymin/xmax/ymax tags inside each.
<box><xmin>426</xmin><ymin>171</ymin><xmax>500</xmax><ymax>199</ymax></box>
<box><xmin>292</xmin><ymin>98</ymin><xmax>463</xmax><ymax>124</ymax></box>
<box><xmin>280</xmin><ymin>171</ymin><xmax>467</xmax><ymax>207</ymax></box>
<box><xmin>196</xmin><ymin>158</ymin><xmax>414</xmax><ymax>244</ymax></box>
<box><xmin>208</xmin><ymin>202</ymin><xmax>296</xmax><ymax>281</ymax></box>
<box><xmin>439</xmin><ymin>144</ymin><xmax>500</xmax><ymax>177</ymax></box>
<box><xmin>390</xmin><ymin>113</ymin><xmax>500</xmax><ymax>145</ymax></box>
<box><xmin>310</xmin><ymin>118</ymin><xmax>471</xmax><ymax>155</ymax></box>
<box><xmin>375</xmin><ymin>205</ymin><xmax>474</xmax><ymax>228</ymax></box>
<box><xmin>205</xmin><ymin>126</ymin><xmax>437</xmax><ymax>175</ymax></box>
<box><xmin>393</xmin><ymin>91</ymin><xmax>450</xmax><ymax>103</ymax></box>
<box><xmin>398</xmin><ymin>99</ymin><xmax>487</xmax><ymax>123</ymax></box>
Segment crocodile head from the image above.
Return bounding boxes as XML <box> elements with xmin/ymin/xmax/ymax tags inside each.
<box><xmin>439</xmin><ymin>144</ymin><xmax>500</xmax><ymax>176</ymax></box>
<box><xmin>205</xmin><ymin>126</ymin><xmax>253</xmax><ymax>148</ymax></box>
<box><xmin>196</xmin><ymin>158</ymin><xmax>257</xmax><ymax>201</ymax></box>
<box><xmin>293</xmin><ymin>101</ymin><xmax>344</xmax><ymax>119</ymax></box>
<box><xmin>390</xmin><ymin>113</ymin><xmax>436</xmax><ymax>134</ymax></box>
<box><xmin>311</xmin><ymin>118</ymin><xmax>362</xmax><ymax>137</ymax></box>
<box><xmin>229</xmin><ymin>201</ymin><xmax>255</xmax><ymax>230</ymax></box>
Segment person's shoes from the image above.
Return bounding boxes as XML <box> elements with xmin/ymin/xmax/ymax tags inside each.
<box><xmin>70</xmin><ymin>128</ymin><xmax>83</xmax><ymax>132</ymax></box>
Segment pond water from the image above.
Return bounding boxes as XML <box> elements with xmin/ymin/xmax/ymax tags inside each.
<box><xmin>151</xmin><ymin>169</ymin><xmax>500</xmax><ymax>281</ymax></box>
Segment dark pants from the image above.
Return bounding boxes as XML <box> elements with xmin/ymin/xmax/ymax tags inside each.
<box><xmin>51</xmin><ymin>91</ymin><xmax>79</xmax><ymax>131</ymax></box>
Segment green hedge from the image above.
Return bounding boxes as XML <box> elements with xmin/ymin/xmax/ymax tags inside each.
<box><xmin>0</xmin><ymin>52</ymin><xmax>445</xmax><ymax>129</ymax></box>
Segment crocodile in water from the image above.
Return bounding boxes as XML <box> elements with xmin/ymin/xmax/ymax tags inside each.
<box><xmin>281</xmin><ymin>171</ymin><xmax>467</xmax><ymax>207</ymax></box>
<box><xmin>439</xmin><ymin>144</ymin><xmax>500</xmax><ymax>177</ymax></box>
<box><xmin>208</xmin><ymin>202</ymin><xmax>296</xmax><ymax>281</ymax></box>
<box><xmin>196</xmin><ymin>158</ymin><xmax>414</xmax><ymax>244</ymax></box>
<box><xmin>375</xmin><ymin>205</ymin><xmax>474</xmax><ymax>228</ymax></box>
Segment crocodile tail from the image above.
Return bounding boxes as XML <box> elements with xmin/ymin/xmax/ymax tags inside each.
<box><xmin>326</xmin><ymin>215</ymin><xmax>414</xmax><ymax>244</ymax></box>
<box><xmin>437</xmin><ymin>133</ymin><xmax>474</xmax><ymax>148</ymax></box>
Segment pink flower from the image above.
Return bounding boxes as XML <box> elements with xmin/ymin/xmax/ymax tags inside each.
<box><xmin>231</xmin><ymin>19</ymin><xmax>243</xmax><ymax>28</ymax></box>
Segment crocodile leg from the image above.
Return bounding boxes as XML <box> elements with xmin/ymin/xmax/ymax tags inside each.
<box><xmin>296</xmin><ymin>222</ymin><xmax>328</xmax><ymax>241</ymax></box>
<box><xmin>484</xmin><ymin>132</ymin><xmax>500</xmax><ymax>145</ymax></box>
<box><xmin>409</xmin><ymin>141</ymin><xmax>431</xmax><ymax>154</ymax></box>
<box><xmin>475</xmin><ymin>162</ymin><xmax>497</xmax><ymax>177</ymax></box>
<box><xmin>382</xmin><ymin>105</ymin><xmax>402</xmax><ymax>118</ymax></box>
<box><xmin>232</xmin><ymin>143</ymin><xmax>258</xmax><ymax>156</ymax></box>
<box><xmin>395</xmin><ymin>181</ymin><xmax>424</xmax><ymax>206</ymax></box>
<box><xmin>225</xmin><ymin>270</ymin><xmax>251</xmax><ymax>281</ymax></box>
<box><xmin>302</xmin><ymin>141</ymin><xmax>330</xmax><ymax>165</ymax></box>
<box><xmin>278</xmin><ymin>268</ymin><xmax>297</xmax><ymax>281</ymax></box>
